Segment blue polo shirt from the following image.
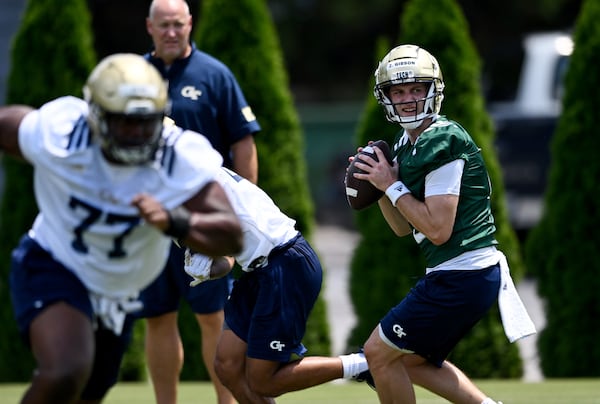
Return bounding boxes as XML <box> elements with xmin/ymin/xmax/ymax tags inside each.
<box><xmin>146</xmin><ymin>43</ymin><xmax>261</xmax><ymax>167</ymax></box>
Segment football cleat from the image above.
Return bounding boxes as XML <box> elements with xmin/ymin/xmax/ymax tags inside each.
<box><xmin>354</xmin><ymin>368</ymin><xmax>376</xmax><ymax>390</ymax></box>
<box><xmin>352</xmin><ymin>348</ymin><xmax>376</xmax><ymax>390</ymax></box>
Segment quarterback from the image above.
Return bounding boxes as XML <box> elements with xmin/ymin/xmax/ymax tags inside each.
<box><xmin>348</xmin><ymin>44</ymin><xmax>516</xmax><ymax>404</ymax></box>
<box><xmin>0</xmin><ymin>53</ymin><xmax>242</xmax><ymax>403</ymax></box>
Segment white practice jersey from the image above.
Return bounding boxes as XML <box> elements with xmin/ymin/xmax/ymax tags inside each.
<box><xmin>18</xmin><ymin>96</ymin><xmax>223</xmax><ymax>298</ymax></box>
<box><xmin>216</xmin><ymin>167</ymin><xmax>298</xmax><ymax>271</ymax></box>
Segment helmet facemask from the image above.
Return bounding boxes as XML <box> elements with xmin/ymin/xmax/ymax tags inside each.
<box><xmin>89</xmin><ymin>104</ymin><xmax>165</xmax><ymax>165</ymax></box>
<box><xmin>84</xmin><ymin>53</ymin><xmax>170</xmax><ymax>165</ymax></box>
<box><xmin>374</xmin><ymin>45</ymin><xmax>444</xmax><ymax>130</ymax></box>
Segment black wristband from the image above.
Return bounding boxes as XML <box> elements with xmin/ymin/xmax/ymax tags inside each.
<box><xmin>164</xmin><ymin>207</ymin><xmax>191</xmax><ymax>239</ymax></box>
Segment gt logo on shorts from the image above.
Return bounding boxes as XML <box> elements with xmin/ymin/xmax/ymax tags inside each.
<box><xmin>270</xmin><ymin>340</ymin><xmax>285</xmax><ymax>351</ymax></box>
<box><xmin>393</xmin><ymin>324</ymin><xmax>407</xmax><ymax>339</ymax></box>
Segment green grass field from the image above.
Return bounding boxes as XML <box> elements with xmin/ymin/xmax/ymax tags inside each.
<box><xmin>2</xmin><ymin>379</ymin><xmax>600</xmax><ymax>403</ymax></box>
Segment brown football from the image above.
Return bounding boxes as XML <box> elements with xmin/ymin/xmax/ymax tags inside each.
<box><xmin>344</xmin><ymin>140</ymin><xmax>393</xmax><ymax>210</ymax></box>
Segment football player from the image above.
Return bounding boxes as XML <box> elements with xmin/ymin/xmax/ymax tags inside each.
<box><xmin>180</xmin><ymin>166</ymin><xmax>370</xmax><ymax>402</ymax></box>
<box><xmin>348</xmin><ymin>45</ymin><xmax>519</xmax><ymax>404</ymax></box>
<box><xmin>0</xmin><ymin>53</ymin><xmax>243</xmax><ymax>403</ymax></box>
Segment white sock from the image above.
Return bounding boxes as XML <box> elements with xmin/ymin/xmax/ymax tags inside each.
<box><xmin>339</xmin><ymin>352</ymin><xmax>369</xmax><ymax>379</ymax></box>
<box><xmin>481</xmin><ymin>398</ymin><xmax>501</xmax><ymax>404</ymax></box>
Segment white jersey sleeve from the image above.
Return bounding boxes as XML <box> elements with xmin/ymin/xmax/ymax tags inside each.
<box><xmin>424</xmin><ymin>159</ymin><xmax>465</xmax><ymax>197</ymax></box>
<box><xmin>216</xmin><ymin>168</ymin><xmax>298</xmax><ymax>271</ymax></box>
<box><xmin>18</xmin><ymin>96</ymin><xmax>223</xmax><ymax>298</ymax></box>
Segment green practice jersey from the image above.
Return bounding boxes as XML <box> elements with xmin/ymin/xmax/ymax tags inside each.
<box><xmin>392</xmin><ymin>116</ymin><xmax>497</xmax><ymax>267</ymax></box>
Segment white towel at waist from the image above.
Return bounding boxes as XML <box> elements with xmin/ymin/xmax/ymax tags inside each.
<box><xmin>496</xmin><ymin>251</ymin><xmax>537</xmax><ymax>343</ymax></box>
<box><xmin>89</xmin><ymin>292</ymin><xmax>143</xmax><ymax>336</ymax></box>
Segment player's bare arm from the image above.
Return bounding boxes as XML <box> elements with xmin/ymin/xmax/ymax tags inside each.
<box><xmin>183</xmin><ymin>181</ymin><xmax>243</xmax><ymax>256</ymax></box>
<box><xmin>132</xmin><ymin>181</ymin><xmax>243</xmax><ymax>257</ymax></box>
<box><xmin>0</xmin><ymin>105</ymin><xmax>32</xmax><ymax>159</ymax></box>
<box><xmin>395</xmin><ymin>194</ymin><xmax>459</xmax><ymax>245</ymax></box>
<box><xmin>378</xmin><ymin>196</ymin><xmax>412</xmax><ymax>236</ymax></box>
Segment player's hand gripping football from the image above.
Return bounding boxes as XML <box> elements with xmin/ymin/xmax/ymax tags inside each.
<box><xmin>345</xmin><ymin>140</ymin><xmax>396</xmax><ymax>210</ymax></box>
<box><xmin>351</xmin><ymin>142</ymin><xmax>397</xmax><ymax>191</ymax></box>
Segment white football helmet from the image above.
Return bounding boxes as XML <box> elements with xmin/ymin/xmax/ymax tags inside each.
<box><xmin>374</xmin><ymin>45</ymin><xmax>444</xmax><ymax>129</ymax></box>
<box><xmin>83</xmin><ymin>53</ymin><xmax>169</xmax><ymax>164</ymax></box>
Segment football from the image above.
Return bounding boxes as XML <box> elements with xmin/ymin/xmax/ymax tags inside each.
<box><xmin>345</xmin><ymin>140</ymin><xmax>393</xmax><ymax>210</ymax></box>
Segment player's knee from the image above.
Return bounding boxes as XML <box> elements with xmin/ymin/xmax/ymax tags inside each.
<box><xmin>244</xmin><ymin>370</ymin><xmax>286</xmax><ymax>398</ymax></box>
<box><xmin>214</xmin><ymin>355</ymin><xmax>237</xmax><ymax>388</ymax></box>
<box><xmin>247</xmin><ymin>378</ymin><xmax>284</xmax><ymax>398</ymax></box>
<box><xmin>363</xmin><ymin>337</ymin><xmax>378</xmax><ymax>362</ymax></box>
<box><xmin>35</xmin><ymin>361</ymin><xmax>91</xmax><ymax>402</ymax></box>
<box><xmin>363</xmin><ymin>334</ymin><xmax>395</xmax><ymax>371</ymax></box>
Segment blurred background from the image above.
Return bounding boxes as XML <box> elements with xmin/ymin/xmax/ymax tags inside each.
<box><xmin>0</xmin><ymin>0</ymin><xmax>582</xmax><ymax>232</ymax></box>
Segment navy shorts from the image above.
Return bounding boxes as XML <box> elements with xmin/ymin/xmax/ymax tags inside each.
<box><xmin>225</xmin><ymin>235</ymin><xmax>322</xmax><ymax>362</ymax></box>
<box><xmin>379</xmin><ymin>264</ymin><xmax>501</xmax><ymax>367</ymax></box>
<box><xmin>138</xmin><ymin>242</ymin><xmax>230</xmax><ymax>317</ymax></box>
<box><xmin>9</xmin><ymin>235</ymin><xmax>135</xmax><ymax>400</ymax></box>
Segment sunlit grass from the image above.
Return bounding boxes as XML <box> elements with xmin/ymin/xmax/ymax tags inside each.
<box><xmin>3</xmin><ymin>379</ymin><xmax>600</xmax><ymax>403</ymax></box>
